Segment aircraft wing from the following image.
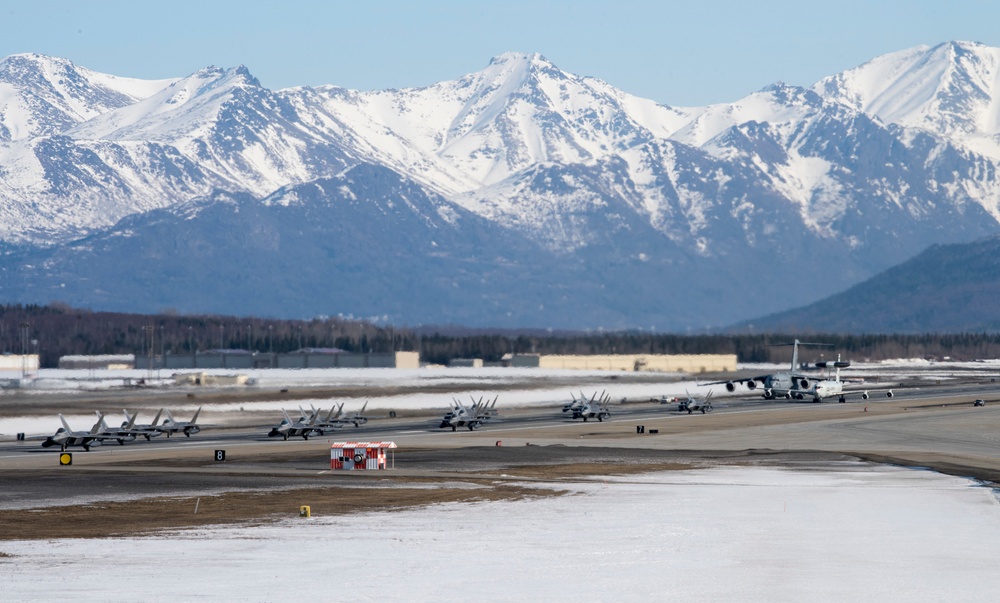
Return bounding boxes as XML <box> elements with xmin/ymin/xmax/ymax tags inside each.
<box><xmin>842</xmin><ymin>386</ymin><xmax>895</xmax><ymax>400</ymax></box>
<box><xmin>699</xmin><ymin>375</ymin><xmax>771</xmax><ymax>387</ymax></box>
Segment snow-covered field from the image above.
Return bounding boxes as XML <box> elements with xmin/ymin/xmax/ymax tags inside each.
<box><xmin>3</xmin><ymin>463</ymin><xmax>999</xmax><ymax>601</ymax></box>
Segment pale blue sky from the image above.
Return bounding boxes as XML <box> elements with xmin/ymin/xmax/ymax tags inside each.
<box><xmin>2</xmin><ymin>0</ymin><xmax>999</xmax><ymax>106</ymax></box>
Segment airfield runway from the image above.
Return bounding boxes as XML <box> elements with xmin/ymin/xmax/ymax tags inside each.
<box><xmin>2</xmin><ymin>375</ymin><xmax>999</xmax><ymax>539</ymax></box>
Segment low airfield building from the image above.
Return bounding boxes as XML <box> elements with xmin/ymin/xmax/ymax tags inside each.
<box><xmin>58</xmin><ymin>354</ymin><xmax>135</xmax><ymax>370</ymax></box>
<box><xmin>0</xmin><ymin>353</ymin><xmax>40</xmax><ymax>373</ymax></box>
<box><xmin>172</xmin><ymin>372</ymin><xmax>252</xmax><ymax>386</ymax></box>
<box><xmin>449</xmin><ymin>358</ymin><xmax>484</xmax><ymax>368</ymax></box>
<box><xmin>137</xmin><ymin>350</ymin><xmax>420</xmax><ymax>370</ymax></box>
<box><xmin>509</xmin><ymin>353</ymin><xmax>736</xmax><ymax>373</ymax></box>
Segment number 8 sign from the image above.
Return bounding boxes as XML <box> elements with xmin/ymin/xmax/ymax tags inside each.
<box><xmin>215</xmin><ymin>450</ymin><xmax>226</xmax><ymax>462</ymax></box>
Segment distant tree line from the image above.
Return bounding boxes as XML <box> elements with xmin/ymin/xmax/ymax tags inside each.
<box><xmin>4</xmin><ymin>304</ymin><xmax>1000</xmax><ymax>368</ymax></box>
<box><xmin>0</xmin><ymin>303</ymin><xmax>417</xmax><ymax>368</ymax></box>
<box><xmin>417</xmin><ymin>332</ymin><xmax>1000</xmax><ymax>366</ymax></box>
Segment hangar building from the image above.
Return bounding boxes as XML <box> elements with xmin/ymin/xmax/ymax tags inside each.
<box><xmin>509</xmin><ymin>353</ymin><xmax>735</xmax><ymax>373</ymax></box>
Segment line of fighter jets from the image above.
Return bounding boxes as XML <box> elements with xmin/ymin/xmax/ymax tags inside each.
<box><xmin>39</xmin><ymin>342</ymin><xmax>889</xmax><ymax>452</ymax></box>
<box><xmin>267</xmin><ymin>403</ymin><xmax>369</xmax><ymax>440</ymax></box>
<box><xmin>41</xmin><ymin>408</ymin><xmax>202</xmax><ymax>451</ymax></box>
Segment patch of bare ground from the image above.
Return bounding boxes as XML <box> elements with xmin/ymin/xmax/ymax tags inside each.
<box><xmin>0</xmin><ymin>482</ymin><xmax>565</xmax><ymax>541</ymax></box>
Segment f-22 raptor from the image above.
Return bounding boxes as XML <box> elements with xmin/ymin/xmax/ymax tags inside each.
<box><xmin>42</xmin><ymin>412</ymin><xmax>136</xmax><ymax>451</ymax></box>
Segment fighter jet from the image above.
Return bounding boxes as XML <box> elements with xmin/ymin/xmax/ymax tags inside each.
<box><xmin>41</xmin><ymin>412</ymin><xmax>132</xmax><ymax>451</ymax></box>
<box><xmin>268</xmin><ymin>408</ymin><xmax>319</xmax><ymax>440</ymax></box>
<box><xmin>298</xmin><ymin>402</ymin><xmax>370</xmax><ymax>435</ymax></box>
<box><xmin>96</xmin><ymin>412</ymin><xmax>139</xmax><ymax>444</ymax></box>
<box><xmin>121</xmin><ymin>409</ymin><xmax>164</xmax><ymax>440</ymax></box>
<box><xmin>571</xmin><ymin>391</ymin><xmax>611</xmax><ymax>422</ymax></box>
<box><xmin>439</xmin><ymin>396</ymin><xmax>499</xmax><ymax>431</ymax></box>
<box><xmin>677</xmin><ymin>390</ymin><xmax>714</xmax><ymax>414</ymax></box>
<box><xmin>304</xmin><ymin>404</ymin><xmax>345</xmax><ymax>435</ymax></box>
<box><xmin>336</xmin><ymin>401</ymin><xmax>369</xmax><ymax>428</ymax></box>
<box><xmin>562</xmin><ymin>391</ymin><xmax>590</xmax><ymax>413</ymax></box>
<box><xmin>156</xmin><ymin>407</ymin><xmax>202</xmax><ymax>437</ymax></box>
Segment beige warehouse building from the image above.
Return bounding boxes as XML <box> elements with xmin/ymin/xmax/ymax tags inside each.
<box><xmin>510</xmin><ymin>353</ymin><xmax>735</xmax><ymax>373</ymax></box>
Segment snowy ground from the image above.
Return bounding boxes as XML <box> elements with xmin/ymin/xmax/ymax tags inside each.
<box><xmin>2</xmin><ymin>463</ymin><xmax>999</xmax><ymax>601</ymax></box>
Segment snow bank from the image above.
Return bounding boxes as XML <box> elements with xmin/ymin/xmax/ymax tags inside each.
<box><xmin>2</xmin><ymin>464</ymin><xmax>998</xmax><ymax>601</ymax></box>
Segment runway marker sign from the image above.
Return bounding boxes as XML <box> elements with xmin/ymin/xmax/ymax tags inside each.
<box><xmin>59</xmin><ymin>453</ymin><xmax>72</xmax><ymax>466</ymax></box>
<box><xmin>215</xmin><ymin>450</ymin><xmax>226</xmax><ymax>462</ymax></box>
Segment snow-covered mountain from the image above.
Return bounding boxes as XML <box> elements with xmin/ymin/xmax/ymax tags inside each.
<box><xmin>0</xmin><ymin>53</ymin><xmax>174</xmax><ymax>142</ymax></box>
<box><xmin>815</xmin><ymin>41</ymin><xmax>1000</xmax><ymax>158</ymax></box>
<box><xmin>2</xmin><ymin>44</ymin><xmax>1000</xmax><ymax>330</ymax></box>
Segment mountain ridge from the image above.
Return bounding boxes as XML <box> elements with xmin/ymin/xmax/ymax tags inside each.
<box><xmin>3</xmin><ymin>43</ymin><xmax>1000</xmax><ymax>329</ymax></box>
<box><xmin>735</xmin><ymin>235</ymin><xmax>1000</xmax><ymax>333</ymax></box>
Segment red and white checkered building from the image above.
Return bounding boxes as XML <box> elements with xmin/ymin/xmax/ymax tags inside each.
<box><xmin>330</xmin><ymin>441</ymin><xmax>396</xmax><ymax>470</ymax></box>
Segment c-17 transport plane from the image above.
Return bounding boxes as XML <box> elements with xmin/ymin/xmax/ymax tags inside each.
<box><xmin>702</xmin><ymin>339</ymin><xmax>833</xmax><ymax>400</ymax></box>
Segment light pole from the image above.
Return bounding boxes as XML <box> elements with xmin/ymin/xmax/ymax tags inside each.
<box><xmin>159</xmin><ymin>325</ymin><xmax>165</xmax><ymax>378</ymax></box>
<box><xmin>141</xmin><ymin>325</ymin><xmax>154</xmax><ymax>378</ymax></box>
<box><xmin>19</xmin><ymin>322</ymin><xmax>28</xmax><ymax>378</ymax></box>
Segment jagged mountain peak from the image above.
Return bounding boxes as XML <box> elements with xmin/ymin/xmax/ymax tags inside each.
<box><xmin>1</xmin><ymin>52</ymin><xmax>75</xmax><ymax>74</ymax></box>
<box><xmin>487</xmin><ymin>51</ymin><xmax>551</xmax><ymax>67</ymax></box>
<box><xmin>0</xmin><ymin>52</ymin><xmax>175</xmax><ymax>141</ymax></box>
<box><xmin>813</xmin><ymin>40</ymin><xmax>1000</xmax><ymax>144</ymax></box>
<box><xmin>449</xmin><ymin>51</ymin><xmax>571</xmax><ymax>104</ymax></box>
<box><xmin>669</xmin><ymin>80</ymin><xmax>828</xmax><ymax>149</ymax></box>
<box><xmin>66</xmin><ymin>63</ymin><xmax>272</xmax><ymax>142</ymax></box>
<box><xmin>0</xmin><ymin>51</ymin><xmax>175</xmax><ymax>102</ymax></box>
<box><xmin>190</xmin><ymin>64</ymin><xmax>262</xmax><ymax>89</ymax></box>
